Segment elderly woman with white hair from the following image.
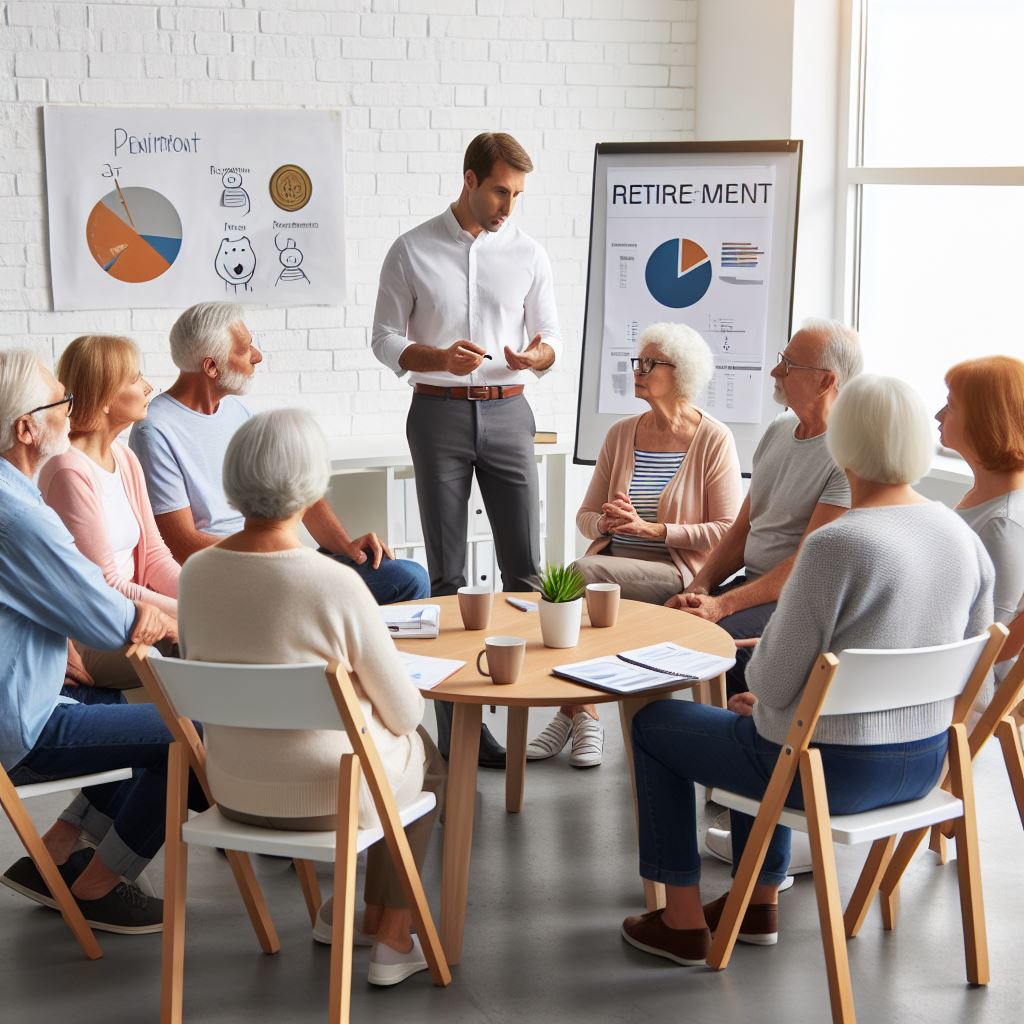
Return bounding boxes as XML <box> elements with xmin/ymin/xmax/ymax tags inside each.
<box><xmin>527</xmin><ymin>323</ymin><xmax>742</xmax><ymax>768</ymax></box>
<box><xmin>619</xmin><ymin>375</ymin><xmax>993</xmax><ymax>967</ymax></box>
<box><xmin>177</xmin><ymin>409</ymin><xmax>445</xmax><ymax>988</ymax></box>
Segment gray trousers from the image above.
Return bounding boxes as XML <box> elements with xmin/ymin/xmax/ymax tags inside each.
<box><xmin>407</xmin><ymin>392</ymin><xmax>541</xmax><ymax>596</ymax></box>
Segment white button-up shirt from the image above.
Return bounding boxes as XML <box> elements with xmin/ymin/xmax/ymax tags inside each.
<box><xmin>371</xmin><ymin>205</ymin><xmax>562</xmax><ymax>387</ymax></box>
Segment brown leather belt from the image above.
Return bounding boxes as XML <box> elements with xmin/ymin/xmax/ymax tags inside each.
<box><xmin>414</xmin><ymin>383</ymin><xmax>525</xmax><ymax>401</ymax></box>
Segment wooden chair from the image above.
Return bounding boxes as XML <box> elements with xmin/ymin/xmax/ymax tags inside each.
<box><xmin>129</xmin><ymin>648</ymin><xmax>450</xmax><ymax>1024</ymax></box>
<box><xmin>846</xmin><ymin>620</ymin><xmax>1024</xmax><ymax>930</ymax></box>
<box><xmin>0</xmin><ymin>763</ymin><xmax>132</xmax><ymax>959</ymax></box>
<box><xmin>705</xmin><ymin>624</ymin><xmax>1006</xmax><ymax>1024</ymax></box>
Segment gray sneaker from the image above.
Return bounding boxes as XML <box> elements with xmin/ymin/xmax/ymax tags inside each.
<box><xmin>74</xmin><ymin>881</ymin><xmax>163</xmax><ymax>935</ymax></box>
<box><xmin>0</xmin><ymin>848</ymin><xmax>92</xmax><ymax>910</ymax></box>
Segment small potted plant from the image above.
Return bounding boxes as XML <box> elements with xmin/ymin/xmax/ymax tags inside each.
<box><xmin>533</xmin><ymin>563</ymin><xmax>586</xmax><ymax>648</ymax></box>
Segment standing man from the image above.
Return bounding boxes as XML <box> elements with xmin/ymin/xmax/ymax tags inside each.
<box><xmin>372</xmin><ymin>133</ymin><xmax>562</xmax><ymax>767</ymax></box>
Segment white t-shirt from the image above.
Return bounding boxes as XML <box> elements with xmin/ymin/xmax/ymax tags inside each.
<box><xmin>94</xmin><ymin>459</ymin><xmax>140</xmax><ymax>580</ymax></box>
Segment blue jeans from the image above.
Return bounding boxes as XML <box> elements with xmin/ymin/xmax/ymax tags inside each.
<box><xmin>631</xmin><ymin>700</ymin><xmax>948</xmax><ymax>888</ymax></box>
<box><xmin>320</xmin><ymin>550</ymin><xmax>430</xmax><ymax>605</ymax></box>
<box><xmin>8</xmin><ymin>686</ymin><xmax>207</xmax><ymax>881</ymax></box>
<box><xmin>711</xmin><ymin>577</ymin><xmax>777</xmax><ymax>697</ymax></box>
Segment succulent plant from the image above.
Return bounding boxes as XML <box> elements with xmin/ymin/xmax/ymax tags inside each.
<box><xmin>532</xmin><ymin>563</ymin><xmax>585</xmax><ymax>604</ymax></box>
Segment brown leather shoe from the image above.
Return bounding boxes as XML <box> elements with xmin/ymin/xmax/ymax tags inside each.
<box><xmin>621</xmin><ymin>909</ymin><xmax>710</xmax><ymax>966</ymax></box>
<box><xmin>703</xmin><ymin>893</ymin><xmax>778</xmax><ymax>946</ymax></box>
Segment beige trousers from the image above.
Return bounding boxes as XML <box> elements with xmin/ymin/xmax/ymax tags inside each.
<box><xmin>74</xmin><ymin>640</ymin><xmax>175</xmax><ymax>702</ymax></box>
<box><xmin>574</xmin><ymin>552</ymin><xmax>686</xmax><ymax>606</ymax></box>
<box><xmin>220</xmin><ymin>727</ymin><xmax>448</xmax><ymax>910</ymax></box>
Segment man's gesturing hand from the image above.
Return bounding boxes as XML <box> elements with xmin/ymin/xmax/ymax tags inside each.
<box><xmin>444</xmin><ymin>340</ymin><xmax>486</xmax><ymax>376</ymax></box>
<box><xmin>504</xmin><ymin>333</ymin><xmax>554</xmax><ymax>371</ymax></box>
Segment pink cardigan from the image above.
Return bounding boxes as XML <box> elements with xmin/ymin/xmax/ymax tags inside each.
<box><xmin>577</xmin><ymin>411</ymin><xmax>743</xmax><ymax>583</ymax></box>
<box><xmin>39</xmin><ymin>443</ymin><xmax>180</xmax><ymax>617</ymax></box>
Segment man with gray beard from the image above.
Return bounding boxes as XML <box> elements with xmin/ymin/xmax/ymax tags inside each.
<box><xmin>130</xmin><ymin>302</ymin><xmax>429</xmax><ymax>605</ymax></box>
<box><xmin>668</xmin><ymin>318</ymin><xmax>863</xmax><ymax>696</ymax></box>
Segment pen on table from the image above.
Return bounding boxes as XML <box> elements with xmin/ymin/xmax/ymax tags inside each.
<box><xmin>506</xmin><ymin>597</ymin><xmax>537</xmax><ymax>612</ymax></box>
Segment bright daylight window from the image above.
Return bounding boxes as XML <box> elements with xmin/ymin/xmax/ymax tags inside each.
<box><xmin>839</xmin><ymin>0</ymin><xmax>1024</xmax><ymax>426</ymax></box>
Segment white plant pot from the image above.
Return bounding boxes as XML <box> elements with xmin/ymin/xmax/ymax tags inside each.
<box><xmin>538</xmin><ymin>597</ymin><xmax>583</xmax><ymax>649</ymax></box>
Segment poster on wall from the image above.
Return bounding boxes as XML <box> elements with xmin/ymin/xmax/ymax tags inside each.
<box><xmin>43</xmin><ymin>106</ymin><xmax>345</xmax><ymax>311</ymax></box>
<box><xmin>600</xmin><ymin>165</ymin><xmax>775</xmax><ymax>423</ymax></box>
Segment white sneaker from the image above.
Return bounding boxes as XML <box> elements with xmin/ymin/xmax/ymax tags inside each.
<box><xmin>526</xmin><ymin>712</ymin><xmax>574</xmax><ymax>761</ymax></box>
<box><xmin>569</xmin><ymin>712</ymin><xmax>604</xmax><ymax>768</ymax></box>
<box><xmin>704</xmin><ymin>811</ymin><xmax>809</xmax><ymax>883</ymax></box>
<box><xmin>311</xmin><ymin>896</ymin><xmax>374</xmax><ymax>947</ymax></box>
<box><xmin>367</xmin><ymin>934</ymin><xmax>428</xmax><ymax>987</ymax></box>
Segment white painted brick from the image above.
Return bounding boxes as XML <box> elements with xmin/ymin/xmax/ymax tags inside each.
<box><xmin>316</xmin><ymin>59</ymin><xmax>372</xmax><ymax>83</ymax></box>
<box><xmin>544</xmin><ymin>19</ymin><xmax>572</xmax><ymax>40</ymax></box>
<box><xmin>88</xmin><ymin>53</ymin><xmax>144</xmax><ymax>79</ymax></box>
<box><xmin>254</xmin><ymin>57</ymin><xmax>317</xmax><ymax>81</ymax></box>
<box><xmin>225</xmin><ymin>10</ymin><xmax>260</xmax><ymax>33</ymax></box>
<box><xmin>343</xmin><ymin>37</ymin><xmax>406</xmax><ymax>60</ymax></box>
<box><xmin>259</xmin><ymin>11</ymin><xmax>330</xmax><ymax>36</ymax></box>
<box><xmin>360</xmin><ymin>14</ymin><xmax>394</xmax><ymax>38</ymax></box>
<box><xmin>209</xmin><ymin>55</ymin><xmax>253</xmax><ymax>80</ymax></box>
<box><xmin>182</xmin><ymin>80</ymin><xmax>237</xmax><ymax>104</ymax></box>
<box><xmin>302</xmin><ymin>371</ymin><xmax>359</xmax><ymax>392</ymax></box>
<box><xmin>255</xmin><ymin>34</ymin><xmax>314</xmax><ymax>59</ymax></box>
<box><xmin>142</xmin><ymin>32</ymin><xmax>194</xmax><ymax>56</ymax></box>
<box><xmin>80</xmin><ymin>78</ymin><xmax>180</xmax><ymax>103</ymax></box>
<box><xmin>16</xmin><ymin>79</ymin><xmax>47</xmax><ymax>102</ymax></box>
<box><xmin>500</xmin><ymin>62</ymin><xmax>564</xmax><ymax>85</ymax></box>
<box><xmin>194</xmin><ymin>33</ymin><xmax>233</xmax><ymax>56</ymax></box>
<box><xmin>158</xmin><ymin>8</ymin><xmax>224</xmax><ymax>32</ymax></box>
<box><xmin>16</xmin><ymin>51</ymin><xmax>86</xmax><ymax>77</ymax></box>
<box><xmin>439</xmin><ymin>61</ymin><xmax>498</xmax><ymax>85</ymax></box>
<box><xmin>371</xmin><ymin>59</ymin><xmax>441</xmax><ymax>84</ymax></box>
<box><xmin>88</xmin><ymin>5</ymin><xmax>157</xmax><ymax>31</ymax></box>
<box><xmin>428</xmin><ymin>15</ymin><xmax>498</xmax><ymax>38</ymax></box>
<box><xmin>47</xmin><ymin>79</ymin><xmax>82</xmax><ymax>102</ymax></box>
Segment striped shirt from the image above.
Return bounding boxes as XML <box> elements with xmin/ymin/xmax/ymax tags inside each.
<box><xmin>609</xmin><ymin>449</ymin><xmax>686</xmax><ymax>557</ymax></box>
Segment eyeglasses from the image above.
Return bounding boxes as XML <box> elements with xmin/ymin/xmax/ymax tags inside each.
<box><xmin>26</xmin><ymin>393</ymin><xmax>74</xmax><ymax>418</ymax></box>
<box><xmin>775</xmin><ymin>352</ymin><xmax>827</xmax><ymax>376</ymax></box>
<box><xmin>631</xmin><ymin>357</ymin><xmax>676</xmax><ymax>375</ymax></box>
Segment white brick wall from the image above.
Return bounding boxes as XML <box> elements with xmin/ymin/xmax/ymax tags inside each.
<box><xmin>0</xmin><ymin>0</ymin><xmax>696</xmax><ymax>441</ymax></box>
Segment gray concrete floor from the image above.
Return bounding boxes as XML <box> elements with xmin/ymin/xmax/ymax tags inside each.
<box><xmin>2</xmin><ymin>703</ymin><xmax>1022</xmax><ymax>1023</ymax></box>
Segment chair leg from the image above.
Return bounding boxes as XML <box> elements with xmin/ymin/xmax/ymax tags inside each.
<box><xmin>800</xmin><ymin>750</ymin><xmax>857</xmax><ymax>1024</ymax></box>
<box><xmin>505</xmin><ymin>706</ymin><xmax>528</xmax><ymax>814</ymax></box>
<box><xmin>294</xmin><ymin>859</ymin><xmax>322</xmax><ymax>927</ymax></box>
<box><xmin>162</xmin><ymin>742</ymin><xmax>190</xmax><ymax>1024</ymax></box>
<box><xmin>0</xmin><ymin>770</ymin><xmax>102</xmax><ymax>961</ymax></box>
<box><xmin>328</xmin><ymin>756</ymin><xmax>360</xmax><ymax>1024</ymax></box>
<box><xmin>947</xmin><ymin>724</ymin><xmax>989</xmax><ymax>986</ymax></box>
<box><xmin>224</xmin><ymin>850</ymin><xmax>280</xmax><ymax>955</ymax></box>
<box><xmin>843</xmin><ymin>835</ymin><xmax>895</xmax><ymax>939</ymax></box>
<box><xmin>877</xmin><ymin>826</ymin><xmax>929</xmax><ymax>931</ymax></box>
<box><xmin>996</xmin><ymin>717</ymin><xmax>1024</xmax><ymax>831</ymax></box>
<box><xmin>927</xmin><ymin>825</ymin><xmax>950</xmax><ymax>864</ymax></box>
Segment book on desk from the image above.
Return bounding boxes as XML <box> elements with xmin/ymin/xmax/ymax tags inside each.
<box><xmin>553</xmin><ymin>642</ymin><xmax>736</xmax><ymax>696</ymax></box>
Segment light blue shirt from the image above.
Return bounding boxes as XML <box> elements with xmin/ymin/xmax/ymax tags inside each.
<box><xmin>0</xmin><ymin>457</ymin><xmax>135</xmax><ymax>769</ymax></box>
<box><xmin>129</xmin><ymin>393</ymin><xmax>251</xmax><ymax>537</ymax></box>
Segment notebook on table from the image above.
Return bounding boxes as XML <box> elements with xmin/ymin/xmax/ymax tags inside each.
<box><xmin>553</xmin><ymin>642</ymin><xmax>736</xmax><ymax>696</ymax></box>
<box><xmin>381</xmin><ymin>604</ymin><xmax>440</xmax><ymax>638</ymax></box>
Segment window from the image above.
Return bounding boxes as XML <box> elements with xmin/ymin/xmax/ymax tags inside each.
<box><xmin>838</xmin><ymin>0</ymin><xmax>1024</xmax><ymax>424</ymax></box>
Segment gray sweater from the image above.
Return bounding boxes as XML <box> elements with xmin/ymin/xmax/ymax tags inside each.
<box><xmin>748</xmin><ymin>503</ymin><xmax>995</xmax><ymax>746</ymax></box>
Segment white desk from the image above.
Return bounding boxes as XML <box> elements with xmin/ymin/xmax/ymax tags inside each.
<box><xmin>323</xmin><ymin>435</ymin><xmax>575</xmax><ymax>578</ymax></box>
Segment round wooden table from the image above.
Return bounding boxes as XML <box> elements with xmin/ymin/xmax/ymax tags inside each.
<box><xmin>395</xmin><ymin>593</ymin><xmax>735</xmax><ymax>964</ymax></box>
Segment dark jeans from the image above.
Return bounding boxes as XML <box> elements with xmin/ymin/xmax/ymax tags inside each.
<box><xmin>320</xmin><ymin>550</ymin><xmax>430</xmax><ymax>605</ymax></box>
<box><xmin>8</xmin><ymin>686</ymin><xmax>207</xmax><ymax>880</ymax></box>
<box><xmin>712</xmin><ymin>576</ymin><xmax>776</xmax><ymax>697</ymax></box>
<box><xmin>631</xmin><ymin>700</ymin><xmax>948</xmax><ymax>888</ymax></box>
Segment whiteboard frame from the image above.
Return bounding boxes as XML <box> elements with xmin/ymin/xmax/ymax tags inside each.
<box><xmin>574</xmin><ymin>140</ymin><xmax>803</xmax><ymax>468</ymax></box>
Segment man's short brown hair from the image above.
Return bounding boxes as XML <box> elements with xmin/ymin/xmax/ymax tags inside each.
<box><xmin>463</xmin><ymin>132</ymin><xmax>534</xmax><ymax>183</ymax></box>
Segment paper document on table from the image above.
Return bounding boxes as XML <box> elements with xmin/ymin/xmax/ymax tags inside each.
<box><xmin>381</xmin><ymin>604</ymin><xmax>440</xmax><ymax>638</ymax></box>
<box><xmin>400</xmin><ymin>652</ymin><xmax>464</xmax><ymax>691</ymax></box>
<box><xmin>553</xmin><ymin>642</ymin><xmax>734</xmax><ymax>696</ymax></box>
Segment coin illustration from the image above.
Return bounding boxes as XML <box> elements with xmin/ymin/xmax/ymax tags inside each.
<box><xmin>269</xmin><ymin>165</ymin><xmax>313</xmax><ymax>212</ymax></box>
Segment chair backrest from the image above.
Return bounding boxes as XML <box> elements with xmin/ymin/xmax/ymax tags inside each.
<box><xmin>821</xmin><ymin>632</ymin><xmax>991</xmax><ymax>717</ymax></box>
<box><xmin>147</xmin><ymin>656</ymin><xmax>343</xmax><ymax>731</ymax></box>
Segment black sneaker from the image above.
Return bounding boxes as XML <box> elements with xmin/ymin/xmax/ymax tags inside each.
<box><xmin>0</xmin><ymin>848</ymin><xmax>92</xmax><ymax>911</ymax></box>
<box><xmin>75</xmin><ymin>881</ymin><xmax>163</xmax><ymax>935</ymax></box>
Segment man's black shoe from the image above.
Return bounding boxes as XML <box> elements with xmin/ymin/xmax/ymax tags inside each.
<box><xmin>0</xmin><ymin>848</ymin><xmax>92</xmax><ymax>910</ymax></box>
<box><xmin>75</xmin><ymin>881</ymin><xmax>164</xmax><ymax>934</ymax></box>
<box><xmin>434</xmin><ymin>700</ymin><xmax>506</xmax><ymax>769</ymax></box>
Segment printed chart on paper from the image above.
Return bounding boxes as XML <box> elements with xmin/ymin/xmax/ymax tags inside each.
<box><xmin>601</xmin><ymin>165</ymin><xmax>776</xmax><ymax>423</ymax></box>
<box><xmin>43</xmin><ymin>107</ymin><xmax>345</xmax><ymax>310</ymax></box>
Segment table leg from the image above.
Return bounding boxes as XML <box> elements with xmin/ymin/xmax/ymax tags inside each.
<box><xmin>619</xmin><ymin>696</ymin><xmax>668</xmax><ymax>912</ymax></box>
<box><xmin>505</xmin><ymin>706</ymin><xmax>528</xmax><ymax>814</ymax></box>
<box><xmin>709</xmin><ymin>672</ymin><xmax>728</xmax><ymax>709</ymax></box>
<box><xmin>440</xmin><ymin>702</ymin><xmax>482</xmax><ymax>966</ymax></box>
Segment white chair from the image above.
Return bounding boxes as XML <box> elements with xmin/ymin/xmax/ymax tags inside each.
<box><xmin>705</xmin><ymin>624</ymin><xmax>1006</xmax><ymax>1024</ymax></box>
<box><xmin>129</xmin><ymin>649</ymin><xmax>451</xmax><ymax>1024</ymax></box>
<box><xmin>1</xmin><ymin>763</ymin><xmax>132</xmax><ymax>959</ymax></box>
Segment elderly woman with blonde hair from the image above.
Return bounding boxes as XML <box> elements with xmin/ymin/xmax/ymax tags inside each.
<box><xmin>527</xmin><ymin>322</ymin><xmax>742</xmax><ymax>768</ymax></box>
<box><xmin>178</xmin><ymin>408</ymin><xmax>445</xmax><ymax>988</ymax></box>
<box><xmin>39</xmin><ymin>335</ymin><xmax>179</xmax><ymax>687</ymax></box>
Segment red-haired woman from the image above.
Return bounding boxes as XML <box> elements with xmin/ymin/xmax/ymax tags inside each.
<box><xmin>937</xmin><ymin>355</ymin><xmax>1024</xmax><ymax>679</ymax></box>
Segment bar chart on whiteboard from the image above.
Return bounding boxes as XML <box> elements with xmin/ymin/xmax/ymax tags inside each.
<box><xmin>599</xmin><ymin>165</ymin><xmax>775</xmax><ymax>424</ymax></box>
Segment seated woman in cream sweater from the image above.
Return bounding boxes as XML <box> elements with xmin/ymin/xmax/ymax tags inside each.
<box><xmin>528</xmin><ymin>323</ymin><xmax>742</xmax><ymax>769</ymax></box>
<box><xmin>620</xmin><ymin>375</ymin><xmax>994</xmax><ymax>967</ymax></box>
<box><xmin>177</xmin><ymin>408</ymin><xmax>444</xmax><ymax>988</ymax></box>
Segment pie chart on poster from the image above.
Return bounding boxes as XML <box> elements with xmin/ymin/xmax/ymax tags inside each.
<box><xmin>86</xmin><ymin>187</ymin><xmax>182</xmax><ymax>283</ymax></box>
<box><xmin>645</xmin><ymin>237</ymin><xmax>712</xmax><ymax>308</ymax></box>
